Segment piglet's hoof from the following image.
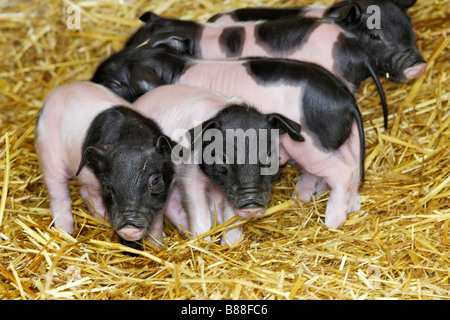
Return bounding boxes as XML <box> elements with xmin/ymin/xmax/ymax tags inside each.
<box><xmin>294</xmin><ymin>176</ymin><xmax>330</xmax><ymax>202</ymax></box>
<box><xmin>349</xmin><ymin>194</ymin><xmax>362</xmax><ymax>213</ymax></box>
<box><xmin>324</xmin><ymin>213</ymin><xmax>347</xmax><ymax>229</ymax></box>
<box><xmin>220</xmin><ymin>225</ymin><xmax>243</xmax><ymax>246</ymax></box>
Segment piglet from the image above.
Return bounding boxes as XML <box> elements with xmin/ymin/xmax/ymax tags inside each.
<box><xmin>178</xmin><ymin>59</ymin><xmax>366</xmax><ymax>229</ymax></box>
<box><xmin>35</xmin><ymin>82</ymin><xmax>174</xmax><ymax>246</ymax></box>
<box><xmin>207</xmin><ymin>0</ymin><xmax>426</xmax><ymax>82</ymax></box>
<box><xmin>132</xmin><ymin>84</ymin><xmax>303</xmax><ymax>244</ymax></box>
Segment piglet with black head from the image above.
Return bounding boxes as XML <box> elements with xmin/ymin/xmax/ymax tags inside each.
<box><xmin>35</xmin><ymin>82</ymin><xmax>174</xmax><ymax>248</ymax></box>
<box><xmin>325</xmin><ymin>0</ymin><xmax>426</xmax><ymax>82</ymax></box>
<box><xmin>206</xmin><ymin>0</ymin><xmax>426</xmax><ymax>82</ymax></box>
<box><xmin>132</xmin><ymin>85</ymin><xmax>303</xmax><ymax>245</ymax></box>
<box><xmin>181</xmin><ymin>105</ymin><xmax>303</xmax><ymax>245</ymax></box>
<box><xmin>76</xmin><ymin>106</ymin><xmax>174</xmax><ymax>247</ymax></box>
<box><xmin>190</xmin><ymin>106</ymin><xmax>302</xmax><ymax>218</ymax></box>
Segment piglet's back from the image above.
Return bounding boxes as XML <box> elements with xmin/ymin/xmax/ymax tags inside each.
<box><xmin>132</xmin><ymin>85</ymin><xmax>242</xmax><ymax>141</ymax></box>
<box><xmin>36</xmin><ymin>81</ymin><xmax>130</xmax><ymax>177</ymax></box>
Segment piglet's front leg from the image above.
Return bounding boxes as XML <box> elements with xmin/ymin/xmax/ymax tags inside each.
<box><xmin>219</xmin><ymin>201</ymin><xmax>244</xmax><ymax>246</ymax></box>
<box><xmin>79</xmin><ymin>185</ymin><xmax>108</xmax><ymax>219</ymax></box>
<box><xmin>206</xmin><ymin>185</ymin><xmax>243</xmax><ymax>246</ymax></box>
<box><xmin>323</xmin><ymin>163</ymin><xmax>354</xmax><ymax>228</ymax></box>
<box><xmin>146</xmin><ymin>211</ymin><xmax>165</xmax><ymax>247</ymax></box>
<box><xmin>163</xmin><ymin>182</ymin><xmax>190</xmax><ymax>235</ymax></box>
<box><xmin>45</xmin><ymin>177</ymin><xmax>74</xmax><ymax>233</ymax></box>
<box><xmin>36</xmin><ymin>135</ymin><xmax>75</xmax><ymax>233</ymax></box>
<box><xmin>296</xmin><ymin>171</ymin><xmax>319</xmax><ymax>201</ymax></box>
<box><xmin>318</xmin><ymin>137</ymin><xmax>362</xmax><ymax>228</ymax></box>
<box><xmin>177</xmin><ymin>164</ymin><xmax>212</xmax><ymax>241</ymax></box>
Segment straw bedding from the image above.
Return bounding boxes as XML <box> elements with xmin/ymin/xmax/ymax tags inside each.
<box><xmin>0</xmin><ymin>0</ymin><xmax>448</xmax><ymax>300</ymax></box>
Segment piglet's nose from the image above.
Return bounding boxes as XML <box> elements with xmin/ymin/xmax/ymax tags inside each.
<box><xmin>238</xmin><ymin>205</ymin><xmax>266</xmax><ymax>219</ymax></box>
<box><xmin>117</xmin><ymin>226</ymin><xmax>146</xmax><ymax>241</ymax></box>
<box><xmin>403</xmin><ymin>62</ymin><xmax>426</xmax><ymax>80</ymax></box>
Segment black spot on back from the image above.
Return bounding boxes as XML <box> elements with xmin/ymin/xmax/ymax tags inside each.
<box><xmin>219</xmin><ymin>27</ymin><xmax>245</xmax><ymax>57</ymax></box>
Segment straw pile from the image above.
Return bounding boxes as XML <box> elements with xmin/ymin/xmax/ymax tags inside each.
<box><xmin>0</xmin><ymin>0</ymin><xmax>448</xmax><ymax>300</ymax></box>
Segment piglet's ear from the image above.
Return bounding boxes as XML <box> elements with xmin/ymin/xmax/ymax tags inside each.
<box><xmin>268</xmin><ymin>114</ymin><xmax>304</xmax><ymax>142</ymax></box>
<box><xmin>156</xmin><ymin>135</ymin><xmax>176</xmax><ymax>154</ymax></box>
<box><xmin>187</xmin><ymin>119</ymin><xmax>220</xmax><ymax>150</ymax></box>
<box><xmin>76</xmin><ymin>144</ymin><xmax>109</xmax><ymax>176</ymax></box>
<box><xmin>150</xmin><ymin>34</ymin><xmax>191</xmax><ymax>54</ymax></box>
<box><xmin>325</xmin><ymin>2</ymin><xmax>361</xmax><ymax>26</ymax></box>
<box><xmin>130</xmin><ymin>63</ymin><xmax>166</xmax><ymax>99</ymax></box>
<box><xmin>139</xmin><ymin>11</ymin><xmax>161</xmax><ymax>23</ymax></box>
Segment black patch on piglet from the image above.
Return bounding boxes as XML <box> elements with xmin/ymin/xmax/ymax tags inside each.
<box><xmin>219</xmin><ymin>27</ymin><xmax>245</xmax><ymax>57</ymax></box>
<box><xmin>92</xmin><ymin>47</ymin><xmax>189</xmax><ymax>102</ymax></box>
<box><xmin>244</xmin><ymin>58</ymin><xmax>361</xmax><ymax>151</ymax></box>
<box><xmin>255</xmin><ymin>17</ymin><xmax>319</xmax><ymax>54</ymax></box>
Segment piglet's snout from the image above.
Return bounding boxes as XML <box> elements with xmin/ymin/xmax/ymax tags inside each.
<box><xmin>238</xmin><ymin>206</ymin><xmax>266</xmax><ymax>219</ymax></box>
<box><xmin>236</xmin><ymin>193</ymin><xmax>266</xmax><ymax>219</ymax></box>
<box><xmin>117</xmin><ymin>226</ymin><xmax>146</xmax><ymax>241</ymax></box>
<box><xmin>403</xmin><ymin>62</ymin><xmax>426</xmax><ymax>80</ymax></box>
<box><xmin>236</xmin><ymin>187</ymin><xmax>266</xmax><ymax>219</ymax></box>
<box><xmin>116</xmin><ymin>213</ymin><xmax>148</xmax><ymax>241</ymax></box>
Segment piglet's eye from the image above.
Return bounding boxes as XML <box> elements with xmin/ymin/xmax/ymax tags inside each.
<box><xmin>148</xmin><ymin>173</ymin><xmax>164</xmax><ymax>194</ymax></box>
<box><xmin>150</xmin><ymin>176</ymin><xmax>159</xmax><ymax>186</ymax></box>
<box><xmin>370</xmin><ymin>33</ymin><xmax>381</xmax><ymax>41</ymax></box>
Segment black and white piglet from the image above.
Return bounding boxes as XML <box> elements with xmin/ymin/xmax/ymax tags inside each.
<box><xmin>35</xmin><ymin>82</ymin><xmax>174</xmax><ymax>246</ymax></box>
<box><xmin>132</xmin><ymin>84</ymin><xmax>303</xmax><ymax>244</ymax></box>
<box><xmin>208</xmin><ymin>0</ymin><xmax>426</xmax><ymax>82</ymax></box>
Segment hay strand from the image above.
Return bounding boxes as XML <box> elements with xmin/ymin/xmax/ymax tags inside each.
<box><xmin>0</xmin><ymin>133</ymin><xmax>10</xmax><ymax>227</ymax></box>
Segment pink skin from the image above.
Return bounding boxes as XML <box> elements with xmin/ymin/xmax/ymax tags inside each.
<box><xmin>403</xmin><ymin>63</ymin><xmax>426</xmax><ymax>80</ymax></box>
<box><xmin>211</xmin><ymin>15</ymin><xmax>236</xmax><ymax>24</ymax></box>
<box><xmin>36</xmin><ymin>82</ymin><xmax>130</xmax><ymax>233</ymax></box>
<box><xmin>117</xmin><ymin>227</ymin><xmax>146</xmax><ymax>241</ymax></box>
<box><xmin>133</xmin><ymin>85</ymin><xmax>289</xmax><ymax>244</ymax></box>
<box><xmin>162</xmin><ymin>183</ymin><xmax>189</xmax><ymax>233</ymax></box>
<box><xmin>304</xmin><ymin>7</ymin><xmax>327</xmax><ymax>18</ymax></box>
<box><xmin>179</xmin><ymin>64</ymin><xmax>362</xmax><ymax>228</ymax></box>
